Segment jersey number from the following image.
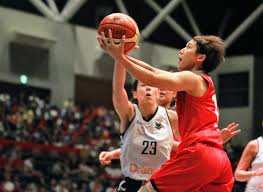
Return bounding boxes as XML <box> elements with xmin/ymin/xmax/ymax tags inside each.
<box><xmin>212</xmin><ymin>94</ymin><xmax>219</xmax><ymax>128</ymax></box>
<box><xmin>142</xmin><ymin>141</ymin><xmax>157</xmax><ymax>155</ymax></box>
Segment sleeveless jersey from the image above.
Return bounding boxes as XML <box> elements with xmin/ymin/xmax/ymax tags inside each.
<box><xmin>245</xmin><ymin>137</ymin><xmax>263</xmax><ymax>192</ymax></box>
<box><xmin>176</xmin><ymin>73</ymin><xmax>223</xmax><ymax>149</ymax></box>
<box><xmin>120</xmin><ymin>105</ymin><xmax>174</xmax><ymax>181</ymax></box>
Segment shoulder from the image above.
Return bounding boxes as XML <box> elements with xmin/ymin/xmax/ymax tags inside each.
<box><xmin>166</xmin><ymin>109</ymin><xmax>178</xmax><ymax>122</ymax></box>
<box><xmin>120</xmin><ymin>104</ymin><xmax>136</xmax><ymax>133</ymax></box>
<box><xmin>167</xmin><ymin>109</ymin><xmax>177</xmax><ymax>117</ymax></box>
<box><xmin>181</xmin><ymin>71</ymin><xmax>210</xmax><ymax>96</ymax></box>
<box><xmin>246</xmin><ymin>139</ymin><xmax>259</xmax><ymax>156</ymax></box>
<box><xmin>176</xmin><ymin>71</ymin><xmax>202</xmax><ymax>80</ymax></box>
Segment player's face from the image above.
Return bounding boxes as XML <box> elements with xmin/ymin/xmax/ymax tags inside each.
<box><xmin>158</xmin><ymin>89</ymin><xmax>175</xmax><ymax>108</ymax></box>
<box><xmin>133</xmin><ymin>82</ymin><xmax>159</xmax><ymax>105</ymax></box>
<box><xmin>177</xmin><ymin>40</ymin><xmax>200</xmax><ymax>71</ymax></box>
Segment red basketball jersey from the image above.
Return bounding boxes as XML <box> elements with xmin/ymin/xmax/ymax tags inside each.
<box><xmin>176</xmin><ymin>72</ymin><xmax>223</xmax><ymax>149</ymax></box>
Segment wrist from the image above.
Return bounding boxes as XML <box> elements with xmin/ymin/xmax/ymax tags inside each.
<box><xmin>115</xmin><ymin>55</ymin><xmax>126</xmax><ymax>65</ymax></box>
<box><xmin>115</xmin><ymin>54</ymin><xmax>125</xmax><ymax>61</ymax></box>
<box><xmin>249</xmin><ymin>170</ymin><xmax>256</xmax><ymax>177</ymax></box>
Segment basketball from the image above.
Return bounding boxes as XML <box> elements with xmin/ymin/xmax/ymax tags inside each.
<box><xmin>98</xmin><ymin>13</ymin><xmax>139</xmax><ymax>53</ymax></box>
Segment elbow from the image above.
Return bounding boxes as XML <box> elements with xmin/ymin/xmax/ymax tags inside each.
<box><xmin>234</xmin><ymin>172</ymin><xmax>240</xmax><ymax>181</ymax></box>
<box><xmin>112</xmin><ymin>91</ymin><xmax>118</xmax><ymax>106</ymax></box>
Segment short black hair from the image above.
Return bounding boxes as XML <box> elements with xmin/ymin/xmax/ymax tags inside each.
<box><xmin>132</xmin><ymin>80</ymin><xmax>138</xmax><ymax>91</ymax></box>
<box><xmin>193</xmin><ymin>35</ymin><xmax>225</xmax><ymax>73</ymax></box>
<box><xmin>131</xmin><ymin>80</ymin><xmax>138</xmax><ymax>104</ymax></box>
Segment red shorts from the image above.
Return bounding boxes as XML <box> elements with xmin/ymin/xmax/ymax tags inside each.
<box><xmin>149</xmin><ymin>143</ymin><xmax>234</xmax><ymax>192</ymax></box>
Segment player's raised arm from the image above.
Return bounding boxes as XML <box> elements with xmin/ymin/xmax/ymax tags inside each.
<box><xmin>98</xmin><ymin>31</ymin><xmax>207</xmax><ymax>97</ymax></box>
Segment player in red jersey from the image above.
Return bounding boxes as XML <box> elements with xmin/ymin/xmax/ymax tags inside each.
<box><xmin>97</xmin><ymin>31</ymin><xmax>234</xmax><ymax>191</ymax></box>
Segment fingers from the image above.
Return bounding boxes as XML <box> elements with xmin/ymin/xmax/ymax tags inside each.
<box><xmin>99</xmin><ymin>151</ymin><xmax>112</xmax><ymax>166</ymax></box>
<box><xmin>255</xmin><ymin>168</ymin><xmax>263</xmax><ymax>175</ymax></box>
<box><xmin>121</xmin><ymin>35</ymin><xmax>126</xmax><ymax>48</ymax></box>
<box><xmin>226</xmin><ymin>122</ymin><xmax>240</xmax><ymax>132</ymax></box>
<box><xmin>230</xmin><ymin>123</ymin><xmax>240</xmax><ymax>131</ymax></box>
<box><xmin>227</xmin><ymin>122</ymin><xmax>235</xmax><ymax>128</ymax></box>
<box><xmin>99</xmin><ymin>151</ymin><xmax>106</xmax><ymax>160</ymax></box>
<box><xmin>108</xmin><ymin>29</ymin><xmax>114</xmax><ymax>45</ymax></box>
<box><xmin>121</xmin><ymin>34</ymin><xmax>126</xmax><ymax>42</ymax></box>
<box><xmin>97</xmin><ymin>29</ymin><xmax>124</xmax><ymax>48</ymax></box>
<box><xmin>101</xmin><ymin>160</ymin><xmax>111</xmax><ymax>166</ymax></box>
<box><xmin>251</xmin><ymin>168</ymin><xmax>263</xmax><ymax>177</ymax></box>
<box><xmin>231</xmin><ymin>129</ymin><xmax>241</xmax><ymax>136</ymax></box>
<box><xmin>101</xmin><ymin>32</ymin><xmax>109</xmax><ymax>48</ymax></box>
<box><xmin>96</xmin><ymin>36</ymin><xmax>106</xmax><ymax>50</ymax></box>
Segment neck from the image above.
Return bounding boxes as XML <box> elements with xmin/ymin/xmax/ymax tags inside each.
<box><xmin>161</xmin><ymin>103</ymin><xmax>170</xmax><ymax>109</ymax></box>
<box><xmin>138</xmin><ymin>103</ymin><xmax>158</xmax><ymax>120</ymax></box>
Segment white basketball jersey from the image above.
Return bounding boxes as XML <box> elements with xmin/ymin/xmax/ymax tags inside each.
<box><xmin>245</xmin><ymin>137</ymin><xmax>263</xmax><ymax>192</ymax></box>
<box><xmin>120</xmin><ymin>105</ymin><xmax>174</xmax><ymax>181</ymax></box>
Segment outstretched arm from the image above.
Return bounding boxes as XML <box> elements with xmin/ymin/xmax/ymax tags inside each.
<box><xmin>112</xmin><ymin>62</ymin><xmax>134</xmax><ymax>121</ymax></box>
<box><xmin>234</xmin><ymin>140</ymin><xmax>263</xmax><ymax>182</ymax></box>
<box><xmin>126</xmin><ymin>56</ymin><xmax>160</xmax><ymax>73</ymax></box>
<box><xmin>99</xmin><ymin>148</ymin><xmax>121</xmax><ymax>166</ymax></box>
<box><xmin>97</xmin><ymin>30</ymin><xmax>204</xmax><ymax>95</ymax></box>
<box><xmin>97</xmin><ymin>31</ymin><xmax>135</xmax><ymax>134</ymax></box>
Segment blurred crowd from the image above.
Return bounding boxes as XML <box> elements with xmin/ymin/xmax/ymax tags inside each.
<box><xmin>0</xmin><ymin>93</ymin><xmax>122</xmax><ymax>191</ymax></box>
<box><xmin>0</xmin><ymin>93</ymin><xmax>246</xmax><ymax>191</ymax></box>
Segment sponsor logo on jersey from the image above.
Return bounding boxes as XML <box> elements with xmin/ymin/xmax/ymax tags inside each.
<box><xmin>155</xmin><ymin>121</ymin><xmax>163</xmax><ymax>129</ymax></box>
<box><xmin>129</xmin><ymin>163</ymin><xmax>154</xmax><ymax>175</ymax></box>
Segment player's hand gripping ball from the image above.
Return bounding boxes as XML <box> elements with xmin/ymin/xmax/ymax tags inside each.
<box><xmin>98</xmin><ymin>13</ymin><xmax>140</xmax><ymax>53</ymax></box>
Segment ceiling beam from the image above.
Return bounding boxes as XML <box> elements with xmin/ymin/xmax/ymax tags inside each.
<box><xmin>28</xmin><ymin>0</ymin><xmax>59</xmax><ymax>21</ymax></box>
<box><xmin>217</xmin><ymin>9</ymin><xmax>231</xmax><ymax>37</ymax></box>
<box><xmin>115</xmin><ymin>0</ymin><xmax>129</xmax><ymax>15</ymax></box>
<box><xmin>60</xmin><ymin>0</ymin><xmax>87</xmax><ymax>22</ymax></box>
<box><xmin>46</xmin><ymin>0</ymin><xmax>59</xmax><ymax>15</ymax></box>
<box><xmin>145</xmin><ymin>0</ymin><xmax>191</xmax><ymax>41</ymax></box>
<box><xmin>141</xmin><ymin>0</ymin><xmax>184</xmax><ymax>40</ymax></box>
<box><xmin>181</xmin><ymin>1</ymin><xmax>201</xmax><ymax>35</ymax></box>
<box><xmin>225</xmin><ymin>3</ymin><xmax>263</xmax><ymax>48</ymax></box>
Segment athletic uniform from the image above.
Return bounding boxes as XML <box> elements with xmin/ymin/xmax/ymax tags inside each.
<box><xmin>116</xmin><ymin>104</ymin><xmax>174</xmax><ymax>192</ymax></box>
<box><xmin>245</xmin><ymin>136</ymin><xmax>263</xmax><ymax>192</ymax></box>
<box><xmin>149</xmin><ymin>73</ymin><xmax>234</xmax><ymax>192</ymax></box>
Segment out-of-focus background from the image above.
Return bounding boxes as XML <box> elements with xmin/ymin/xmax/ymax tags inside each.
<box><xmin>0</xmin><ymin>0</ymin><xmax>262</xmax><ymax>191</ymax></box>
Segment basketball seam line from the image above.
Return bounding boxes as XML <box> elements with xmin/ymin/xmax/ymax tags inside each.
<box><xmin>99</xmin><ymin>23</ymin><xmax>136</xmax><ymax>35</ymax></box>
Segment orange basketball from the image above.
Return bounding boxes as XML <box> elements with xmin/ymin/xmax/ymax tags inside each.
<box><xmin>98</xmin><ymin>13</ymin><xmax>139</xmax><ymax>53</ymax></box>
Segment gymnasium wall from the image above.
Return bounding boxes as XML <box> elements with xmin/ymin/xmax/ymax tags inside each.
<box><xmin>0</xmin><ymin>7</ymin><xmax>75</xmax><ymax>106</ymax></box>
<box><xmin>212</xmin><ymin>55</ymin><xmax>254</xmax><ymax>145</ymax></box>
<box><xmin>0</xmin><ymin>7</ymin><xmax>179</xmax><ymax>107</ymax></box>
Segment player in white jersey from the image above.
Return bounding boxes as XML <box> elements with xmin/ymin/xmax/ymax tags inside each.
<box><xmin>235</xmin><ymin>118</ymin><xmax>263</xmax><ymax>192</ymax></box>
<box><xmin>99</xmin><ymin>87</ymin><xmax>177</xmax><ymax>166</ymax></box>
<box><xmin>110</xmin><ymin>58</ymin><xmax>179</xmax><ymax>192</ymax></box>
